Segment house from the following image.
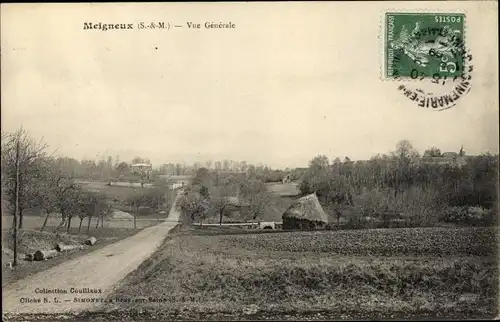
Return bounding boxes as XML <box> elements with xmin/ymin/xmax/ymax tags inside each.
<box><xmin>158</xmin><ymin>174</ymin><xmax>193</xmax><ymax>189</ymax></box>
<box><xmin>416</xmin><ymin>151</ymin><xmax>467</xmax><ymax>167</ymax></box>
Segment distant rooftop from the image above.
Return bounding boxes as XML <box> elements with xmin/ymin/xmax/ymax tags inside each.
<box><xmin>131</xmin><ymin>163</ymin><xmax>152</xmax><ymax>167</ymax></box>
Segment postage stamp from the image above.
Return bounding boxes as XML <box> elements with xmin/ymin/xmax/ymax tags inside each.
<box><xmin>385</xmin><ymin>13</ymin><xmax>466</xmax><ymax>79</ymax></box>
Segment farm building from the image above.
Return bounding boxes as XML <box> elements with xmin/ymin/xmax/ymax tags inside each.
<box><xmin>282</xmin><ymin>193</ymin><xmax>329</xmax><ymax>230</ymax></box>
<box><xmin>158</xmin><ymin>175</ymin><xmax>193</xmax><ymax>189</ymax></box>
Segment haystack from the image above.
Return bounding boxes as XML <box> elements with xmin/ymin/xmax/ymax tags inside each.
<box><xmin>282</xmin><ymin>194</ymin><xmax>329</xmax><ymax>230</ymax></box>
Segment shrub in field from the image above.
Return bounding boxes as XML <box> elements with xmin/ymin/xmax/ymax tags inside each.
<box><xmin>396</xmin><ymin>187</ymin><xmax>444</xmax><ymax>227</ymax></box>
<box><xmin>339</xmin><ymin>187</ymin><xmax>446</xmax><ymax>229</ymax></box>
<box><xmin>442</xmin><ymin>206</ymin><xmax>496</xmax><ymax>226</ymax></box>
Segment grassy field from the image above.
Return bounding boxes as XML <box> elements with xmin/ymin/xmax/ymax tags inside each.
<box><xmin>2</xmin><ymin>214</ymin><xmax>164</xmax><ymax>230</ymax></box>
<box><xmin>266</xmin><ymin>182</ymin><xmax>300</xmax><ymax>197</ymax></box>
<box><xmin>76</xmin><ymin>180</ymin><xmax>156</xmax><ymax>199</ymax></box>
<box><xmin>201</xmin><ymin>194</ymin><xmax>294</xmax><ymax>225</ymax></box>
<box><xmin>104</xmin><ymin>226</ymin><xmax>498</xmax><ymax>320</ymax></box>
<box><xmin>76</xmin><ymin>180</ymin><xmax>174</xmax><ymax>213</ymax></box>
<box><xmin>1</xmin><ymin>180</ymin><xmax>169</xmax><ymax>291</ymax></box>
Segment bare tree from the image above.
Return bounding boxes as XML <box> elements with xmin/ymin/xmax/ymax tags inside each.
<box><xmin>34</xmin><ymin>159</ymin><xmax>62</xmax><ymax>231</ymax></box>
<box><xmin>95</xmin><ymin>202</ymin><xmax>109</xmax><ymax>229</ymax></box>
<box><xmin>209</xmin><ymin>175</ymin><xmax>239</xmax><ymax>225</ymax></box>
<box><xmin>239</xmin><ymin>179</ymin><xmax>272</xmax><ymax>222</ymax></box>
<box><xmin>77</xmin><ymin>190</ymin><xmax>100</xmax><ymax>232</ymax></box>
<box><xmin>88</xmin><ymin>192</ymin><xmax>110</xmax><ymax>230</ymax></box>
<box><xmin>126</xmin><ymin>190</ymin><xmax>148</xmax><ymax>228</ymax></box>
<box><xmin>396</xmin><ymin>140</ymin><xmax>419</xmax><ymax>161</ymax></box>
<box><xmin>323</xmin><ymin>177</ymin><xmax>353</xmax><ymax>226</ymax></box>
<box><xmin>211</xmin><ymin>195</ymin><xmax>234</xmax><ymax>226</ymax></box>
<box><xmin>115</xmin><ymin>161</ymin><xmax>128</xmax><ymax>180</ymax></box>
<box><xmin>423</xmin><ymin>147</ymin><xmax>443</xmax><ymax>158</ymax></box>
<box><xmin>1</xmin><ymin>129</ymin><xmax>49</xmax><ymax>230</ymax></box>
<box><xmin>52</xmin><ymin>180</ymin><xmax>81</xmax><ymax>233</ymax></box>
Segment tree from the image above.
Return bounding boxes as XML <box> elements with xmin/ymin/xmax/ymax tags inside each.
<box><xmin>76</xmin><ymin>190</ymin><xmax>108</xmax><ymax>232</ymax></box>
<box><xmin>239</xmin><ymin>180</ymin><xmax>272</xmax><ymax>222</ymax></box>
<box><xmin>210</xmin><ymin>184</ymin><xmax>237</xmax><ymax>226</ymax></box>
<box><xmin>177</xmin><ymin>189</ymin><xmax>210</xmax><ymax>224</ymax></box>
<box><xmin>175</xmin><ymin>163</ymin><xmax>183</xmax><ymax>175</ymax></box>
<box><xmin>33</xmin><ymin>159</ymin><xmax>63</xmax><ymax>231</ymax></box>
<box><xmin>192</xmin><ymin>162</ymin><xmax>201</xmax><ymax>173</ymax></box>
<box><xmin>94</xmin><ymin>195</ymin><xmax>111</xmax><ymax>230</ymax></box>
<box><xmin>142</xmin><ymin>188</ymin><xmax>167</xmax><ymax>213</ymax></box>
<box><xmin>240</xmin><ymin>161</ymin><xmax>248</xmax><ymax>172</ymax></box>
<box><xmin>115</xmin><ymin>161</ymin><xmax>129</xmax><ymax>179</ymax></box>
<box><xmin>52</xmin><ymin>177</ymin><xmax>80</xmax><ymax>232</ymax></box>
<box><xmin>223</xmin><ymin>160</ymin><xmax>230</xmax><ymax>171</ymax></box>
<box><xmin>81</xmin><ymin>159</ymin><xmax>98</xmax><ymax>179</ymax></box>
<box><xmin>192</xmin><ymin>167</ymin><xmax>212</xmax><ymax>191</ymax></box>
<box><xmin>396</xmin><ymin>140</ymin><xmax>419</xmax><ymax>161</ymax></box>
<box><xmin>1</xmin><ymin>129</ymin><xmax>49</xmax><ymax>230</ymax></box>
<box><xmin>77</xmin><ymin>195</ymin><xmax>91</xmax><ymax>232</ymax></box>
<box><xmin>423</xmin><ymin>147</ymin><xmax>442</xmax><ymax>157</ymax></box>
<box><xmin>322</xmin><ymin>176</ymin><xmax>353</xmax><ymax>225</ymax></box>
<box><xmin>300</xmin><ymin>155</ymin><xmax>330</xmax><ymax>195</ymax></box>
<box><xmin>126</xmin><ymin>190</ymin><xmax>145</xmax><ymax>228</ymax></box>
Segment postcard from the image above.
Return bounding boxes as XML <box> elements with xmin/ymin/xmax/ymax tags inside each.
<box><xmin>1</xmin><ymin>2</ymin><xmax>498</xmax><ymax>321</ymax></box>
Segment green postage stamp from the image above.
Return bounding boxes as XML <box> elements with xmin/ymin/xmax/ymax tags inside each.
<box><xmin>385</xmin><ymin>13</ymin><xmax>466</xmax><ymax>79</ymax></box>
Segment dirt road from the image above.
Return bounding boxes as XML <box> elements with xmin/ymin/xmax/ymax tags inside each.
<box><xmin>2</xmin><ymin>192</ymin><xmax>183</xmax><ymax>316</ymax></box>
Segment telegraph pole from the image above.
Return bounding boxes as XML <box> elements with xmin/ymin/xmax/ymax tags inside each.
<box><xmin>157</xmin><ymin>193</ymin><xmax>160</xmax><ymax>223</ymax></box>
<box><xmin>133</xmin><ymin>188</ymin><xmax>137</xmax><ymax>229</ymax></box>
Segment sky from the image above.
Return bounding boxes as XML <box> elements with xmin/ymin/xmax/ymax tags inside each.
<box><xmin>1</xmin><ymin>2</ymin><xmax>498</xmax><ymax>169</ymax></box>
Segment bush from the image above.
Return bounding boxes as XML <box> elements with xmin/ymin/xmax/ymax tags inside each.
<box><xmin>442</xmin><ymin>206</ymin><xmax>496</xmax><ymax>226</ymax></box>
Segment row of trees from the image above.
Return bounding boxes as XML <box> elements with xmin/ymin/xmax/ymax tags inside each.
<box><xmin>43</xmin><ymin>155</ymin><xmax>152</xmax><ymax>183</ymax></box>
<box><xmin>159</xmin><ymin>160</ymin><xmax>305</xmax><ymax>183</ymax></box>
<box><xmin>177</xmin><ymin>168</ymin><xmax>273</xmax><ymax>225</ymax></box>
<box><xmin>160</xmin><ymin>160</ymin><xmax>286</xmax><ymax>177</ymax></box>
<box><xmin>300</xmin><ymin>140</ymin><xmax>498</xmax><ymax>227</ymax></box>
<box><xmin>2</xmin><ymin>129</ymin><xmax>175</xmax><ymax>267</ymax></box>
<box><xmin>33</xmin><ymin>155</ymin><xmax>295</xmax><ymax>184</ymax></box>
<box><xmin>1</xmin><ymin>129</ymin><xmax>116</xmax><ymax>233</ymax></box>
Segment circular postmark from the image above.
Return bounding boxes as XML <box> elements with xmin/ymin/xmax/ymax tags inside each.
<box><xmin>395</xmin><ymin>49</ymin><xmax>474</xmax><ymax>111</ymax></box>
<box><xmin>385</xmin><ymin>13</ymin><xmax>473</xmax><ymax>111</ymax></box>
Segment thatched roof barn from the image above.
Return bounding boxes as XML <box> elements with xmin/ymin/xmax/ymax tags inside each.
<box><xmin>282</xmin><ymin>193</ymin><xmax>329</xmax><ymax>230</ymax></box>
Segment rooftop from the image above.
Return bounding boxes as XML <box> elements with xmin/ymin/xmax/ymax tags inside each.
<box><xmin>130</xmin><ymin>163</ymin><xmax>152</xmax><ymax>167</ymax></box>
